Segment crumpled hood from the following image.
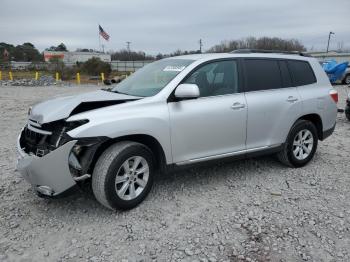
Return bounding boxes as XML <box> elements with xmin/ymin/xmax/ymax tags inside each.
<box><xmin>29</xmin><ymin>90</ymin><xmax>140</xmax><ymax>124</ymax></box>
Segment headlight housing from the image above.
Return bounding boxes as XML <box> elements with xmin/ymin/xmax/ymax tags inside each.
<box><xmin>64</xmin><ymin>119</ymin><xmax>89</xmax><ymax>132</ymax></box>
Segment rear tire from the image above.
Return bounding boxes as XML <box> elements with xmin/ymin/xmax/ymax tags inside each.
<box><xmin>346</xmin><ymin>112</ymin><xmax>350</xmax><ymax>121</ymax></box>
<box><xmin>277</xmin><ymin>120</ymin><xmax>318</xmax><ymax>168</ymax></box>
<box><xmin>346</xmin><ymin>107</ymin><xmax>350</xmax><ymax>121</ymax></box>
<box><xmin>92</xmin><ymin>141</ymin><xmax>154</xmax><ymax>210</ymax></box>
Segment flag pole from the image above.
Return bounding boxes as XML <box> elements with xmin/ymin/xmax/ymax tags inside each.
<box><xmin>98</xmin><ymin>24</ymin><xmax>101</xmax><ymax>52</ymax></box>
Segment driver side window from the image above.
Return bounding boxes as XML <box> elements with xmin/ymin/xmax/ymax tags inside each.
<box><xmin>183</xmin><ymin>60</ymin><xmax>239</xmax><ymax>97</ymax></box>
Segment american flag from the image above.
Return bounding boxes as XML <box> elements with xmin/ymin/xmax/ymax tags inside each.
<box><xmin>99</xmin><ymin>25</ymin><xmax>110</xmax><ymax>41</ymax></box>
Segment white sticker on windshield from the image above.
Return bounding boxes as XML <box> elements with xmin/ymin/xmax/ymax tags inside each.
<box><xmin>163</xmin><ymin>65</ymin><xmax>186</xmax><ymax>72</ymax></box>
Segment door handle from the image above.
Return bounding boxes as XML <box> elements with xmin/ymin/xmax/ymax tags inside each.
<box><xmin>231</xmin><ymin>102</ymin><xmax>245</xmax><ymax>110</ymax></box>
<box><xmin>286</xmin><ymin>96</ymin><xmax>298</xmax><ymax>103</ymax></box>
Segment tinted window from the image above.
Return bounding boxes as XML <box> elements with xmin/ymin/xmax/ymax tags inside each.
<box><xmin>184</xmin><ymin>60</ymin><xmax>239</xmax><ymax>97</ymax></box>
<box><xmin>288</xmin><ymin>60</ymin><xmax>316</xmax><ymax>86</ymax></box>
<box><xmin>279</xmin><ymin>60</ymin><xmax>293</xmax><ymax>88</ymax></box>
<box><xmin>245</xmin><ymin>59</ymin><xmax>282</xmax><ymax>91</ymax></box>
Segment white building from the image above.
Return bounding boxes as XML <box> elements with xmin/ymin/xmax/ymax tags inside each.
<box><xmin>308</xmin><ymin>51</ymin><xmax>350</xmax><ymax>63</ymax></box>
<box><xmin>43</xmin><ymin>51</ymin><xmax>111</xmax><ymax>65</ymax></box>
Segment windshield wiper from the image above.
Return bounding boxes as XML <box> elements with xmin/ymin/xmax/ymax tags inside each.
<box><xmin>101</xmin><ymin>88</ymin><xmax>139</xmax><ymax>97</ymax></box>
<box><xmin>101</xmin><ymin>88</ymin><xmax>123</xmax><ymax>94</ymax></box>
<box><xmin>101</xmin><ymin>87</ymin><xmax>113</xmax><ymax>92</ymax></box>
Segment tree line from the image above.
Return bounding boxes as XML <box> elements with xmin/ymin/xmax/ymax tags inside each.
<box><xmin>1</xmin><ymin>36</ymin><xmax>308</xmax><ymax>63</ymax></box>
<box><xmin>0</xmin><ymin>42</ymin><xmax>42</xmax><ymax>62</ymax></box>
<box><xmin>0</xmin><ymin>42</ymin><xmax>69</xmax><ymax>62</ymax></box>
<box><xmin>207</xmin><ymin>37</ymin><xmax>306</xmax><ymax>53</ymax></box>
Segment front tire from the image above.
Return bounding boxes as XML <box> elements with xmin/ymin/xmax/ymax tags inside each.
<box><xmin>92</xmin><ymin>141</ymin><xmax>154</xmax><ymax>210</ymax></box>
<box><xmin>277</xmin><ymin>120</ymin><xmax>318</xmax><ymax>167</ymax></box>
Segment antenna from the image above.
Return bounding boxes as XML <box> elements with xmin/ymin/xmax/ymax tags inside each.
<box><xmin>199</xmin><ymin>39</ymin><xmax>203</xmax><ymax>53</ymax></box>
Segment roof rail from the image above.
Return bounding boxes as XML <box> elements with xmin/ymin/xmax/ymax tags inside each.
<box><xmin>230</xmin><ymin>49</ymin><xmax>310</xmax><ymax>57</ymax></box>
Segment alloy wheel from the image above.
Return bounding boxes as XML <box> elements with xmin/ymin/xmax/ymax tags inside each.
<box><xmin>292</xmin><ymin>129</ymin><xmax>314</xmax><ymax>160</ymax></box>
<box><xmin>115</xmin><ymin>156</ymin><xmax>149</xmax><ymax>201</ymax></box>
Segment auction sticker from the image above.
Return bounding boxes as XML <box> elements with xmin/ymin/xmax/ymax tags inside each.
<box><xmin>163</xmin><ymin>65</ymin><xmax>186</xmax><ymax>72</ymax></box>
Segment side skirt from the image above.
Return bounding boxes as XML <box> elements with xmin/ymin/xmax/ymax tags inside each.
<box><xmin>165</xmin><ymin>144</ymin><xmax>283</xmax><ymax>172</ymax></box>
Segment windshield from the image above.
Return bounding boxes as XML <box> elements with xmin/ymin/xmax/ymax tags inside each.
<box><xmin>111</xmin><ymin>59</ymin><xmax>194</xmax><ymax>97</ymax></box>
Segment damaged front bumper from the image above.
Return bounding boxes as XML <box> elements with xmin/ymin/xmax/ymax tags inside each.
<box><xmin>16</xmin><ymin>133</ymin><xmax>79</xmax><ymax>197</ymax></box>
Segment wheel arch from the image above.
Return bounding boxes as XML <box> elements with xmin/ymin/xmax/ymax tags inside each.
<box><xmin>87</xmin><ymin>134</ymin><xmax>167</xmax><ymax>174</ymax></box>
<box><xmin>296</xmin><ymin>113</ymin><xmax>323</xmax><ymax>140</ymax></box>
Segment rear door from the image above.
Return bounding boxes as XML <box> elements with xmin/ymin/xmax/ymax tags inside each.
<box><xmin>243</xmin><ymin>58</ymin><xmax>302</xmax><ymax>149</ymax></box>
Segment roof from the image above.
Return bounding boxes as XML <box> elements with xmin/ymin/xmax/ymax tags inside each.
<box><xmin>168</xmin><ymin>52</ymin><xmax>315</xmax><ymax>62</ymax></box>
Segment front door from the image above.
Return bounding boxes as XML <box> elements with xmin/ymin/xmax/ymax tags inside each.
<box><xmin>168</xmin><ymin>60</ymin><xmax>247</xmax><ymax>163</ymax></box>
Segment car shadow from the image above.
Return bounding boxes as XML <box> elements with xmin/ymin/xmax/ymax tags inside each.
<box><xmin>37</xmin><ymin>154</ymin><xmax>284</xmax><ymax>216</ymax></box>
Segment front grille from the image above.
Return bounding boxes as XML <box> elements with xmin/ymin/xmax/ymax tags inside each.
<box><xmin>20</xmin><ymin>120</ymin><xmax>67</xmax><ymax>157</ymax></box>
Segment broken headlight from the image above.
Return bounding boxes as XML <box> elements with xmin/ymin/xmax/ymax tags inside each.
<box><xmin>64</xmin><ymin>119</ymin><xmax>89</xmax><ymax>132</ymax></box>
<box><xmin>54</xmin><ymin>119</ymin><xmax>89</xmax><ymax>148</ymax></box>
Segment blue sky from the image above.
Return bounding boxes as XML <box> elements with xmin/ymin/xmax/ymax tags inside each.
<box><xmin>1</xmin><ymin>0</ymin><xmax>349</xmax><ymax>54</ymax></box>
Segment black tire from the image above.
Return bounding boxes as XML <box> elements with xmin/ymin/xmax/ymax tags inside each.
<box><xmin>346</xmin><ymin>112</ymin><xmax>350</xmax><ymax>121</ymax></box>
<box><xmin>277</xmin><ymin>120</ymin><xmax>318</xmax><ymax>168</ymax></box>
<box><xmin>343</xmin><ymin>74</ymin><xmax>350</xmax><ymax>85</ymax></box>
<box><xmin>346</xmin><ymin>106</ymin><xmax>350</xmax><ymax>121</ymax></box>
<box><xmin>92</xmin><ymin>141</ymin><xmax>154</xmax><ymax>210</ymax></box>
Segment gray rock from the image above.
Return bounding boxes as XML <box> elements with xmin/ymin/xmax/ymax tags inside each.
<box><xmin>184</xmin><ymin>248</ymin><xmax>194</xmax><ymax>256</ymax></box>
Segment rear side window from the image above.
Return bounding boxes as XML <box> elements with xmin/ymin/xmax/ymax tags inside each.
<box><xmin>244</xmin><ymin>59</ymin><xmax>282</xmax><ymax>91</ymax></box>
<box><xmin>287</xmin><ymin>60</ymin><xmax>316</xmax><ymax>86</ymax></box>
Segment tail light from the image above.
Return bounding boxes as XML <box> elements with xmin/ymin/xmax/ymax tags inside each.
<box><xmin>329</xmin><ymin>89</ymin><xmax>338</xmax><ymax>103</ymax></box>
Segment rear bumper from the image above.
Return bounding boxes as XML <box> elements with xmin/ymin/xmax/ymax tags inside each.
<box><xmin>16</xmin><ymin>132</ymin><xmax>78</xmax><ymax>197</ymax></box>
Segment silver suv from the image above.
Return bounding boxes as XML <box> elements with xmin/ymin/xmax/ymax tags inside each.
<box><xmin>17</xmin><ymin>51</ymin><xmax>338</xmax><ymax>210</ymax></box>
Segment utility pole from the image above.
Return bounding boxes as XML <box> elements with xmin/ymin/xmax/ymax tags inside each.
<box><xmin>126</xmin><ymin>41</ymin><xmax>131</xmax><ymax>61</ymax></box>
<box><xmin>326</xmin><ymin>31</ymin><xmax>335</xmax><ymax>54</ymax></box>
<box><xmin>199</xmin><ymin>39</ymin><xmax>203</xmax><ymax>53</ymax></box>
<box><xmin>126</xmin><ymin>41</ymin><xmax>131</xmax><ymax>53</ymax></box>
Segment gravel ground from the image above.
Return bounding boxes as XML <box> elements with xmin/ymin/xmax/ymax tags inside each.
<box><xmin>0</xmin><ymin>85</ymin><xmax>349</xmax><ymax>262</ymax></box>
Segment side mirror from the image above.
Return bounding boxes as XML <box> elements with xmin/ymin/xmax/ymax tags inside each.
<box><xmin>174</xmin><ymin>84</ymin><xmax>200</xmax><ymax>99</ymax></box>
